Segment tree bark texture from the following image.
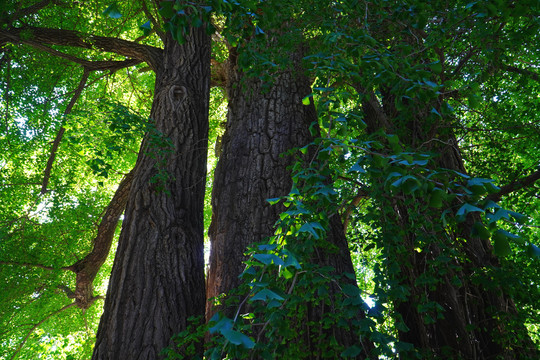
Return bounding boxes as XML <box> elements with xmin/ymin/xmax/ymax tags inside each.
<box><xmin>362</xmin><ymin>95</ymin><xmax>538</xmax><ymax>359</ymax></box>
<box><xmin>92</xmin><ymin>27</ymin><xmax>210</xmax><ymax>360</ymax></box>
<box><xmin>206</xmin><ymin>48</ymin><xmax>315</xmax><ymax>316</ymax></box>
<box><xmin>207</xmin><ymin>47</ymin><xmax>372</xmax><ymax>358</ymax></box>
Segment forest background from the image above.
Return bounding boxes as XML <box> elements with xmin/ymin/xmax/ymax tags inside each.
<box><xmin>1</xmin><ymin>0</ymin><xmax>540</xmax><ymax>359</ymax></box>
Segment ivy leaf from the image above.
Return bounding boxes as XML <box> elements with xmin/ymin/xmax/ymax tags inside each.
<box><xmin>221</xmin><ymin>328</ymin><xmax>255</xmax><ymax>349</ymax></box>
<box><xmin>251</xmin><ymin>288</ymin><xmax>284</xmax><ymax>302</ymax></box>
<box><xmin>139</xmin><ymin>21</ymin><xmax>152</xmax><ymax>36</ymax></box>
<box><xmin>103</xmin><ymin>3</ymin><xmax>122</xmax><ymax>18</ymax></box>
<box><xmin>299</xmin><ymin>222</ymin><xmax>324</xmax><ymax>239</ymax></box>
<box><xmin>253</xmin><ymin>253</ymin><xmax>285</xmax><ymax>266</ymax></box>
<box><xmin>492</xmin><ymin>230</ymin><xmax>512</xmax><ymax>257</ymax></box>
<box><xmin>456</xmin><ymin>203</ymin><xmax>484</xmax><ymax>217</ymax></box>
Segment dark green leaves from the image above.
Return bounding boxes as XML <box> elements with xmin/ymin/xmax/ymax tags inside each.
<box><xmin>209</xmin><ymin>316</ymin><xmax>255</xmax><ymax>349</ymax></box>
<box><xmin>102</xmin><ymin>3</ymin><xmax>122</xmax><ymax>19</ymax></box>
<box><xmin>139</xmin><ymin>21</ymin><xmax>152</xmax><ymax>36</ymax></box>
<box><xmin>492</xmin><ymin>229</ymin><xmax>512</xmax><ymax>256</ymax></box>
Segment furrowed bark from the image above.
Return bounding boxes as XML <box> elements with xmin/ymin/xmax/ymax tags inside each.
<box><xmin>92</xmin><ymin>25</ymin><xmax>210</xmax><ymax>359</ymax></box>
<box><xmin>207</xmin><ymin>44</ymin><xmax>372</xmax><ymax>358</ymax></box>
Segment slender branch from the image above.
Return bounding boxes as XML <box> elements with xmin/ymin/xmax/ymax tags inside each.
<box><xmin>141</xmin><ymin>0</ymin><xmax>166</xmax><ymax>41</ymax></box>
<box><xmin>503</xmin><ymin>64</ymin><xmax>540</xmax><ymax>82</ymax></box>
<box><xmin>9</xmin><ymin>302</ymin><xmax>77</xmax><ymax>360</ymax></box>
<box><xmin>0</xmin><ymin>261</ymin><xmax>70</xmax><ymax>271</ymax></box>
<box><xmin>7</xmin><ymin>0</ymin><xmax>55</xmax><ymax>25</ymax></box>
<box><xmin>487</xmin><ymin>168</ymin><xmax>540</xmax><ymax>203</ymax></box>
<box><xmin>452</xmin><ymin>48</ymin><xmax>476</xmax><ymax>77</ymax></box>
<box><xmin>41</xmin><ymin>69</ymin><xmax>89</xmax><ymax>194</ymax></box>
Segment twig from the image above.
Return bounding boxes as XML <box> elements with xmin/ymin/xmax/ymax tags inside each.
<box><xmin>41</xmin><ymin>69</ymin><xmax>89</xmax><ymax>194</ymax></box>
<box><xmin>9</xmin><ymin>302</ymin><xmax>77</xmax><ymax>360</ymax></box>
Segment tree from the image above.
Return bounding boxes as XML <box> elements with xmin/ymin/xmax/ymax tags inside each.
<box><xmin>206</xmin><ymin>26</ymin><xmax>373</xmax><ymax>356</ymax></box>
<box><xmin>1</xmin><ymin>1</ymin><xmax>211</xmax><ymax>358</ymax></box>
<box><xmin>2</xmin><ymin>0</ymin><xmax>540</xmax><ymax>359</ymax></box>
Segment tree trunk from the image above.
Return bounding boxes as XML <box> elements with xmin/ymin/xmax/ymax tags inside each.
<box><xmin>92</xmin><ymin>27</ymin><xmax>210</xmax><ymax>360</ymax></box>
<box><xmin>207</xmin><ymin>46</ymin><xmax>372</xmax><ymax>358</ymax></box>
<box><xmin>362</xmin><ymin>96</ymin><xmax>538</xmax><ymax>359</ymax></box>
<box><xmin>206</xmin><ymin>47</ymin><xmax>315</xmax><ymax>316</ymax></box>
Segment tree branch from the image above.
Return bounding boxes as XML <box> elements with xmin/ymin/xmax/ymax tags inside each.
<box><xmin>9</xmin><ymin>302</ymin><xmax>77</xmax><ymax>360</ymax></box>
<box><xmin>486</xmin><ymin>168</ymin><xmax>540</xmax><ymax>203</ymax></box>
<box><xmin>11</xmin><ymin>37</ymin><xmax>142</xmax><ymax>71</ymax></box>
<box><xmin>41</xmin><ymin>68</ymin><xmax>89</xmax><ymax>194</ymax></box>
<box><xmin>503</xmin><ymin>64</ymin><xmax>540</xmax><ymax>82</ymax></box>
<box><xmin>6</xmin><ymin>0</ymin><xmax>56</xmax><ymax>25</ymax></box>
<box><xmin>0</xmin><ymin>261</ymin><xmax>70</xmax><ymax>271</ymax></box>
<box><xmin>0</xmin><ymin>26</ymin><xmax>163</xmax><ymax>71</ymax></box>
<box><xmin>69</xmin><ymin>168</ymin><xmax>135</xmax><ymax>309</ymax></box>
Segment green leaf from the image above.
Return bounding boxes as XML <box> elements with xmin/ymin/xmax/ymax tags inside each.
<box><xmin>472</xmin><ymin>222</ymin><xmax>490</xmax><ymax>240</ymax></box>
<box><xmin>266</xmin><ymin>197</ymin><xmax>281</xmax><ymax>205</ymax></box>
<box><xmin>302</xmin><ymin>95</ymin><xmax>313</xmax><ymax>105</ymax></box>
<box><xmin>251</xmin><ymin>288</ymin><xmax>284</xmax><ymax>302</ymax></box>
<box><xmin>341</xmin><ymin>345</ymin><xmax>363</xmax><ymax>357</ymax></box>
<box><xmin>103</xmin><ymin>3</ymin><xmax>122</xmax><ymax>18</ymax></box>
<box><xmin>456</xmin><ymin>203</ymin><xmax>484</xmax><ymax>217</ymax></box>
<box><xmin>429</xmin><ymin>61</ymin><xmax>443</xmax><ymax>74</ymax></box>
<box><xmin>348</xmin><ymin>162</ymin><xmax>366</xmax><ymax>173</ymax></box>
<box><xmin>221</xmin><ymin>328</ymin><xmax>255</xmax><ymax>348</ymax></box>
<box><xmin>299</xmin><ymin>222</ymin><xmax>325</xmax><ymax>239</ymax></box>
<box><xmin>253</xmin><ymin>253</ymin><xmax>285</xmax><ymax>266</ymax></box>
<box><xmin>492</xmin><ymin>230</ymin><xmax>512</xmax><ymax>256</ymax></box>
<box><xmin>468</xmin><ymin>94</ymin><xmax>482</xmax><ymax>109</ymax></box>
<box><xmin>391</xmin><ymin>175</ymin><xmax>420</xmax><ymax>194</ymax></box>
<box><xmin>527</xmin><ymin>244</ymin><xmax>540</xmax><ymax>258</ymax></box>
<box><xmin>387</xmin><ymin>134</ymin><xmax>399</xmax><ymax>145</ymax></box>
<box><xmin>159</xmin><ymin>1</ymin><xmax>175</xmax><ymax>18</ymax></box>
<box><xmin>428</xmin><ymin>187</ymin><xmax>445</xmax><ymax>208</ymax></box>
<box><xmin>139</xmin><ymin>20</ymin><xmax>152</xmax><ymax>36</ymax></box>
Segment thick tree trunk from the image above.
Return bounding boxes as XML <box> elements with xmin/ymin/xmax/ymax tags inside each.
<box><xmin>207</xmin><ymin>47</ymin><xmax>371</xmax><ymax>358</ymax></box>
<box><xmin>92</xmin><ymin>28</ymin><xmax>210</xmax><ymax>360</ymax></box>
<box><xmin>206</xmin><ymin>47</ymin><xmax>315</xmax><ymax>316</ymax></box>
<box><xmin>362</xmin><ymin>97</ymin><xmax>538</xmax><ymax>359</ymax></box>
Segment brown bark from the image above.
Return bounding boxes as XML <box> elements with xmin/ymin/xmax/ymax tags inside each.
<box><xmin>68</xmin><ymin>169</ymin><xmax>134</xmax><ymax>309</ymax></box>
<box><xmin>207</xmin><ymin>45</ymin><xmax>371</xmax><ymax>358</ymax></box>
<box><xmin>0</xmin><ymin>26</ymin><xmax>163</xmax><ymax>71</ymax></box>
<box><xmin>92</xmin><ymin>26</ymin><xmax>210</xmax><ymax>359</ymax></box>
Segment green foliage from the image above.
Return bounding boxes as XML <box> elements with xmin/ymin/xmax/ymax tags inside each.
<box><xmin>3</xmin><ymin>0</ymin><xmax>540</xmax><ymax>358</ymax></box>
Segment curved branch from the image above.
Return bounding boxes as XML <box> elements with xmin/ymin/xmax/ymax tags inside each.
<box><xmin>487</xmin><ymin>168</ymin><xmax>540</xmax><ymax>203</ymax></box>
<box><xmin>69</xmin><ymin>168</ymin><xmax>135</xmax><ymax>309</ymax></box>
<box><xmin>0</xmin><ymin>26</ymin><xmax>163</xmax><ymax>72</ymax></box>
<box><xmin>0</xmin><ymin>261</ymin><xmax>70</xmax><ymax>271</ymax></box>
